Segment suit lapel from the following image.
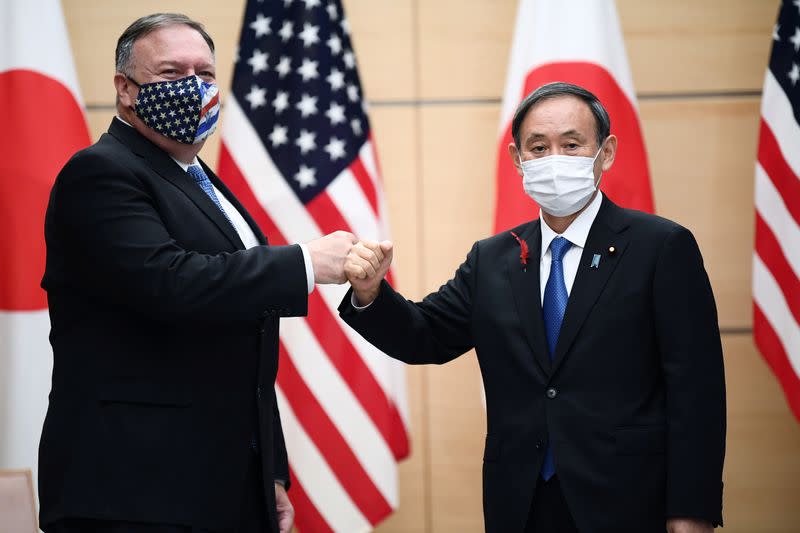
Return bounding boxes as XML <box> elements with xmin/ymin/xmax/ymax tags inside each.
<box><xmin>108</xmin><ymin>118</ymin><xmax>245</xmax><ymax>250</ymax></box>
<box><xmin>507</xmin><ymin>220</ymin><xmax>552</xmax><ymax>376</ymax></box>
<box><xmin>550</xmin><ymin>198</ymin><xmax>630</xmax><ymax>375</ymax></box>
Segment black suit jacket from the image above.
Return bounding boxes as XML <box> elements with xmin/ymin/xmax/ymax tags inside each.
<box><xmin>340</xmin><ymin>197</ymin><xmax>726</xmax><ymax>533</ymax></box>
<box><xmin>39</xmin><ymin>118</ymin><xmax>307</xmax><ymax>531</ymax></box>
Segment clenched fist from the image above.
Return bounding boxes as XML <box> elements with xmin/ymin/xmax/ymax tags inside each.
<box><xmin>345</xmin><ymin>240</ymin><xmax>393</xmax><ymax>305</ymax></box>
<box><xmin>306</xmin><ymin>230</ymin><xmax>357</xmax><ymax>284</ymax></box>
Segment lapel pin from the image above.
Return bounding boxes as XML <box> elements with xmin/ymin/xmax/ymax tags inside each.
<box><xmin>608</xmin><ymin>246</ymin><xmax>616</xmax><ymax>256</ymax></box>
<box><xmin>590</xmin><ymin>254</ymin><xmax>601</xmax><ymax>269</ymax></box>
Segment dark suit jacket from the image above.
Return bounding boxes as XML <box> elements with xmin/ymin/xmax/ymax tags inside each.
<box><xmin>39</xmin><ymin>118</ymin><xmax>307</xmax><ymax>532</ymax></box>
<box><xmin>340</xmin><ymin>196</ymin><xmax>726</xmax><ymax>533</ymax></box>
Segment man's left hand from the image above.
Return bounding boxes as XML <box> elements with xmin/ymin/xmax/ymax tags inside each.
<box><xmin>667</xmin><ymin>518</ymin><xmax>713</xmax><ymax>533</ymax></box>
<box><xmin>275</xmin><ymin>482</ymin><xmax>295</xmax><ymax>533</ymax></box>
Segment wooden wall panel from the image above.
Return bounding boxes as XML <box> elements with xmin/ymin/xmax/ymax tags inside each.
<box><xmin>62</xmin><ymin>0</ymin><xmax>246</xmax><ymax>106</ymax></box>
<box><xmin>723</xmin><ymin>335</ymin><xmax>800</xmax><ymax>531</ymax></box>
<box><xmin>617</xmin><ymin>0</ymin><xmax>777</xmax><ymax>94</ymax></box>
<box><xmin>369</xmin><ymin>106</ymin><xmax>427</xmax><ymax>533</ymax></box>
<box><xmin>419</xmin><ymin>104</ymin><xmax>500</xmax><ymax>270</ymax></box>
<box><xmin>416</xmin><ymin>0</ymin><xmax>775</xmax><ymax>100</ymax></box>
<box><xmin>343</xmin><ymin>0</ymin><xmax>416</xmax><ymax>101</ymax></box>
<box><xmin>418</xmin><ymin>104</ymin><xmax>499</xmax><ymax>531</ymax></box>
<box><xmin>639</xmin><ymin>98</ymin><xmax>761</xmax><ymax>329</ymax></box>
<box><xmin>417</xmin><ymin>0</ymin><xmax>517</xmax><ymax>100</ymax></box>
<box><xmin>63</xmin><ymin>0</ymin><xmax>414</xmax><ymax>106</ymax></box>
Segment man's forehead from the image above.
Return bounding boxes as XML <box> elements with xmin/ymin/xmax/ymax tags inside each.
<box><xmin>527</xmin><ymin>95</ymin><xmax>592</xmax><ymax>118</ymax></box>
<box><xmin>133</xmin><ymin>24</ymin><xmax>213</xmax><ymax>61</ymax></box>
<box><xmin>521</xmin><ymin>96</ymin><xmax>594</xmax><ymax>130</ymax></box>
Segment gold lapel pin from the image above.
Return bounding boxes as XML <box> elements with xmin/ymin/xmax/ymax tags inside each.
<box><xmin>608</xmin><ymin>246</ymin><xmax>616</xmax><ymax>255</ymax></box>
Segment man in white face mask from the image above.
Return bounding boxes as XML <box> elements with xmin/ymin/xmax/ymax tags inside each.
<box><xmin>338</xmin><ymin>82</ymin><xmax>726</xmax><ymax>533</ymax></box>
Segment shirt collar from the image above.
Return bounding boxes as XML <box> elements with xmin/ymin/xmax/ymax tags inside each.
<box><xmin>115</xmin><ymin>115</ymin><xmax>198</xmax><ymax>171</ymax></box>
<box><xmin>540</xmin><ymin>191</ymin><xmax>604</xmax><ymax>259</ymax></box>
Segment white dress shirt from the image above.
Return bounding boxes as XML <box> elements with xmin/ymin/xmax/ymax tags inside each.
<box><xmin>539</xmin><ymin>191</ymin><xmax>604</xmax><ymax>303</ymax></box>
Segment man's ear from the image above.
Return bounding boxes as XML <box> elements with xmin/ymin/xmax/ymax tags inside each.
<box><xmin>508</xmin><ymin>143</ymin><xmax>523</xmax><ymax>177</ymax></box>
<box><xmin>600</xmin><ymin>134</ymin><xmax>617</xmax><ymax>172</ymax></box>
<box><xmin>114</xmin><ymin>73</ymin><xmax>136</xmax><ymax>108</ymax></box>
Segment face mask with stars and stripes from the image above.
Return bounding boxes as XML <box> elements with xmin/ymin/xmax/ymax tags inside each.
<box><xmin>128</xmin><ymin>74</ymin><xmax>221</xmax><ymax>145</ymax></box>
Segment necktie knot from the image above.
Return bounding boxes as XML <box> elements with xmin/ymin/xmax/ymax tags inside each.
<box><xmin>550</xmin><ymin>236</ymin><xmax>572</xmax><ymax>262</ymax></box>
<box><xmin>187</xmin><ymin>164</ymin><xmax>209</xmax><ymax>184</ymax></box>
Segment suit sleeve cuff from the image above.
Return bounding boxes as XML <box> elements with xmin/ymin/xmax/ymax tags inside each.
<box><xmin>350</xmin><ymin>292</ymin><xmax>374</xmax><ymax>311</ymax></box>
<box><xmin>298</xmin><ymin>243</ymin><xmax>314</xmax><ymax>294</ymax></box>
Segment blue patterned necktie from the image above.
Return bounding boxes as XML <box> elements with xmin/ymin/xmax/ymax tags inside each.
<box><xmin>187</xmin><ymin>164</ymin><xmax>233</xmax><ymax>226</ymax></box>
<box><xmin>541</xmin><ymin>236</ymin><xmax>572</xmax><ymax>480</ymax></box>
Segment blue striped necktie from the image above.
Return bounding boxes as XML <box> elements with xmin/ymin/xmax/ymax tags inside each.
<box><xmin>541</xmin><ymin>236</ymin><xmax>572</xmax><ymax>480</ymax></box>
<box><xmin>187</xmin><ymin>164</ymin><xmax>233</xmax><ymax>226</ymax></box>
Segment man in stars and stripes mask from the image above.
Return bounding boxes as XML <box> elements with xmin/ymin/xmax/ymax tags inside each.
<box><xmin>37</xmin><ymin>12</ymin><xmax>358</xmax><ymax>533</ymax></box>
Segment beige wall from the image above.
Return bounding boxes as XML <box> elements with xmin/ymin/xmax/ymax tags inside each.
<box><xmin>61</xmin><ymin>0</ymin><xmax>800</xmax><ymax>531</ymax></box>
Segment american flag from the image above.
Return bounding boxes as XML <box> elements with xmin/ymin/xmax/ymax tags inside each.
<box><xmin>217</xmin><ymin>0</ymin><xmax>411</xmax><ymax>530</ymax></box>
<box><xmin>753</xmin><ymin>0</ymin><xmax>800</xmax><ymax>423</ymax></box>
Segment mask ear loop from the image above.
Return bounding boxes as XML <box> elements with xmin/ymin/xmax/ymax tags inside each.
<box><xmin>593</xmin><ymin>137</ymin><xmax>609</xmax><ymax>190</ymax></box>
<box><xmin>124</xmin><ymin>75</ymin><xmax>143</xmax><ymax>115</ymax></box>
<box><xmin>125</xmin><ymin>75</ymin><xmax>142</xmax><ymax>88</ymax></box>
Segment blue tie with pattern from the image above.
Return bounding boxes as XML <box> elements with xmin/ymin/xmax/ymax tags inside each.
<box><xmin>541</xmin><ymin>236</ymin><xmax>572</xmax><ymax>480</ymax></box>
<box><xmin>187</xmin><ymin>164</ymin><xmax>233</xmax><ymax>226</ymax></box>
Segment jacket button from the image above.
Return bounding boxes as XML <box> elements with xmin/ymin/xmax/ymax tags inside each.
<box><xmin>256</xmin><ymin>386</ymin><xmax>262</xmax><ymax>400</ymax></box>
<box><xmin>535</xmin><ymin>440</ymin><xmax>543</xmax><ymax>450</ymax></box>
<box><xmin>546</xmin><ymin>387</ymin><xmax>558</xmax><ymax>399</ymax></box>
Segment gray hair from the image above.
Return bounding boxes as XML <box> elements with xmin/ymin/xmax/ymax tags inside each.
<box><xmin>115</xmin><ymin>13</ymin><xmax>215</xmax><ymax>76</ymax></box>
<box><xmin>511</xmin><ymin>82</ymin><xmax>611</xmax><ymax>149</ymax></box>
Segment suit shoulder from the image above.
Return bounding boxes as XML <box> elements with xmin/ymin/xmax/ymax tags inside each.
<box><xmin>57</xmin><ymin>134</ymin><xmax>136</xmax><ymax>181</ymax></box>
<box><xmin>617</xmin><ymin>206</ymin><xmax>691</xmax><ymax>239</ymax></box>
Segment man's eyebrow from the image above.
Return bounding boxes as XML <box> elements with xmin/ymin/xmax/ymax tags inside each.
<box><xmin>154</xmin><ymin>60</ymin><xmax>185</xmax><ymax>69</ymax></box>
<box><xmin>524</xmin><ymin>132</ymin><xmax>548</xmax><ymax>143</ymax></box>
<box><xmin>560</xmin><ymin>129</ymin><xmax>587</xmax><ymax>138</ymax></box>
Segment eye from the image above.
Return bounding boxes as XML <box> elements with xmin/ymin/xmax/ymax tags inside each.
<box><xmin>531</xmin><ymin>145</ymin><xmax>546</xmax><ymax>154</ymax></box>
<box><xmin>565</xmin><ymin>142</ymin><xmax>579</xmax><ymax>150</ymax></box>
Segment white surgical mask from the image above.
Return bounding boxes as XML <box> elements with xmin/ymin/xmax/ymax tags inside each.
<box><xmin>520</xmin><ymin>145</ymin><xmax>603</xmax><ymax>217</ymax></box>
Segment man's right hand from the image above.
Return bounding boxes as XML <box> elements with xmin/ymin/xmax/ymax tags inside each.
<box><xmin>344</xmin><ymin>240</ymin><xmax>393</xmax><ymax>306</ymax></box>
<box><xmin>306</xmin><ymin>231</ymin><xmax>357</xmax><ymax>284</ymax></box>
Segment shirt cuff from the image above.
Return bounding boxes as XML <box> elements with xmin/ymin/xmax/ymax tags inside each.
<box><xmin>275</xmin><ymin>479</ymin><xmax>286</xmax><ymax>487</ymax></box>
<box><xmin>298</xmin><ymin>243</ymin><xmax>314</xmax><ymax>294</ymax></box>
<box><xmin>351</xmin><ymin>292</ymin><xmax>374</xmax><ymax>311</ymax></box>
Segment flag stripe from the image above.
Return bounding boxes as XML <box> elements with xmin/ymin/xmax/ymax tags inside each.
<box><xmin>753</xmin><ymin>254</ymin><xmax>800</xmax><ymax>379</ymax></box>
<box><xmin>220</xmin><ymin>140</ymin><xmax>404</xmax><ymax>512</ymax></box>
<box><xmin>219</xmin><ymin>141</ymin><xmax>407</xmax><ymax>419</ymax></box>
<box><xmin>761</xmin><ymin>69</ymin><xmax>800</xmax><ymax>178</ymax></box>
<box><xmin>328</xmin><ymin>168</ymin><xmax>382</xmax><ymax>240</ymax></box>
<box><xmin>350</xmin><ymin>157</ymin><xmax>380</xmax><ymax>218</ymax></box>
<box><xmin>307</xmin><ymin>290</ymin><xmax>410</xmax><ymax>460</ymax></box>
<box><xmin>286</xmin><ymin>469</ymin><xmax>335</xmax><ymax>533</ymax></box>
<box><xmin>220</xmin><ymin>105</ymin><xmax>409</xmax><ymax>456</ymax></box>
<box><xmin>275</xmin><ymin>386</ymin><xmax>372</xmax><ymax>532</ymax></box>
<box><xmin>279</xmin><ymin>316</ymin><xmax>399</xmax><ymax>506</ymax></box>
<box><xmin>755</xmin><ymin>213</ymin><xmax>800</xmax><ymax>326</ymax></box>
<box><xmin>755</xmin><ymin>163</ymin><xmax>800</xmax><ymax>281</ymax></box>
<box><xmin>277</xmin><ymin>343</ymin><xmax>393</xmax><ymax>521</ymax></box>
<box><xmin>757</xmin><ymin>120</ymin><xmax>800</xmax><ymax>228</ymax></box>
<box><xmin>754</xmin><ymin>304</ymin><xmax>800</xmax><ymax>421</ymax></box>
<box><xmin>307</xmin><ymin>189</ymin><xmax>355</xmax><ymax>237</ymax></box>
